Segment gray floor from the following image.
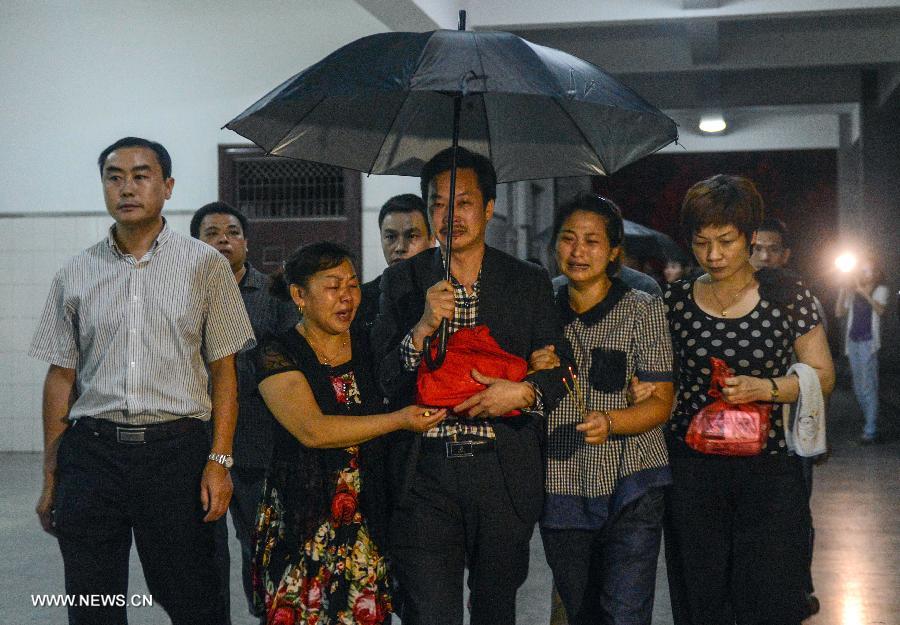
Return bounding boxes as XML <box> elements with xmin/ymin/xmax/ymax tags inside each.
<box><xmin>2</xmin><ymin>371</ymin><xmax>898</xmax><ymax>625</ymax></box>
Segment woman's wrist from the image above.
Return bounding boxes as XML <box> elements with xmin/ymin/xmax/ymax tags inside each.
<box><xmin>600</xmin><ymin>410</ymin><xmax>613</xmax><ymax>437</ymax></box>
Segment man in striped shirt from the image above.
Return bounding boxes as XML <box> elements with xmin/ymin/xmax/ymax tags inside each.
<box><xmin>29</xmin><ymin>137</ymin><xmax>255</xmax><ymax>625</ymax></box>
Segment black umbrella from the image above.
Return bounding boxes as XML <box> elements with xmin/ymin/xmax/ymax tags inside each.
<box><xmin>226</xmin><ymin>11</ymin><xmax>677</xmax><ymax>368</ymax></box>
<box><xmin>624</xmin><ymin>219</ymin><xmax>686</xmax><ymax>262</ymax></box>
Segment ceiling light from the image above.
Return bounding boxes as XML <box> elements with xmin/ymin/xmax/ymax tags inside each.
<box><xmin>699</xmin><ymin>113</ymin><xmax>726</xmax><ymax>133</ymax></box>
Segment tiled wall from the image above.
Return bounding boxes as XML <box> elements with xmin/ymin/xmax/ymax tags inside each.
<box><xmin>1</xmin><ymin>193</ymin><xmax>529</xmax><ymax>451</ymax></box>
<box><xmin>0</xmin><ymin>209</ymin><xmax>385</xmax><ymax>452</ymax></box>
<box><xmin>0</xmin><ymin>213</ymin><xmax>191</xmax><ymax>452</ymax></box>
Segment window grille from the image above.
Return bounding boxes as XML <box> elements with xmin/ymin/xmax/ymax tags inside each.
<box><xmin>235</xmin><ymin>158</ymin><xmax>345</xmax><ymax>219</ymax></box>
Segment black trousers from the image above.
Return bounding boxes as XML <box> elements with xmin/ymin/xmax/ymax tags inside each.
<box><xmin>541</xmin><ymin>488</ymin><xmax>665</xmax><ymax>625</ymax></box>
<box><xmin>213</xmin><ymin>466</ymin><xmax>267</xmax><ymax>623</ymax></box>
<box><xmin>800</xmin><ymin>455</ymin><xmax>816</xmax><ymax>595</ymax></box>
<box><xmin>53</xmin><ymin>419</ymin><xmax>224</xmax><ymax>625</ymax></box>
<box><xmin>664</xmin><ymin>450</ymin><xmax>810</xmax><ymax>625</ymax></box>
<box><xmin>388</xmin><ymin>443</ymin><xmax>534</xmax><ymax>625</ymax></box>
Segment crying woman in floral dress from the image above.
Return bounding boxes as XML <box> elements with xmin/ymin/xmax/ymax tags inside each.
<box><xmin>250</xmin><ymin>242</ymin><xmax>445</xmax><ymax>624</ymax></box>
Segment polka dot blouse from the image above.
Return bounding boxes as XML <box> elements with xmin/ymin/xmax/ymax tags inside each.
<box><xmin>663</xmin><ymin>276</ymin><xmax>821</xmax><ymax>455</ymax></box>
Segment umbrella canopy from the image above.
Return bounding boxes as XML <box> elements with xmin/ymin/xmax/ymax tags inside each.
<box><xmin>226</xmin><ymin>29</ymin><xmax>678</xmax><ymax>183</ymax></box>
<box><xmin>227</xmin><ymin>19</ymin><xmax>677</xmax><ymax>369</ymax></box>
<box><xmin>624</xmin><ymin>219</ymin><xmax>686</xmax><ymax>262</ymax></box>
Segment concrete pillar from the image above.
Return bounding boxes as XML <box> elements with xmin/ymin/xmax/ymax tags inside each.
<box><xmin>858</xmin><ymin>71</ymin><xmax>900</xmax><ymax>367</ymax></box>
<box><xmin>836</xmin><ymin>113</ymin><xmax>862</xmax><ymax>236</ymax></box>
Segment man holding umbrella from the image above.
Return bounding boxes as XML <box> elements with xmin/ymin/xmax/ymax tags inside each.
<box><xmin>224</xmin><ymin>16</ymin><xmax>677</xmax><ymax>623</ymax></box>
<box><xmin>372</xmin><ymin>147</ymin><xmax>572</xmax><ymax>625</ymax></box>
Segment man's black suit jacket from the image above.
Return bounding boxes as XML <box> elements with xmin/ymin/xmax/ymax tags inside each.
<box><xmin>371</xmin><ymin>245</ymin><xmax>572</xmax><ymax>525</ymax></box>
<box><xmin>356</xmin><ymin>275</ymin><xmax>382</xmax><ymax>331</ymax></box>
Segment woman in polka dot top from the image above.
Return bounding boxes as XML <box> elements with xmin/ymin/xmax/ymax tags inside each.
<box><xmin>661</xmin><ymin>174</ymin><xmax>835</xmax><ymax>625</ymax></box>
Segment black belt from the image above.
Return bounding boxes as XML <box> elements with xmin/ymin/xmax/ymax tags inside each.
<box><xmin>420</xmin><ymin>436</ymin><xmax>495</xmax><ymax>459</ymax></box>
<box><xmin>75</xmin><ymin>416</ymin><xmax>200</xmax><ymax>445</ymax></box>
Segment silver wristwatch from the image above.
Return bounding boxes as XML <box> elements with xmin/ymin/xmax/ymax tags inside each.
<box><xmin>207</xmin><ymin>452</ymin><xmax>234</xmax><ymax>469</ymax></box>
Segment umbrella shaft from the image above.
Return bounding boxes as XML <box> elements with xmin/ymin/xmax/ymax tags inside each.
<box><xmin>444</xmin><ymin>95</ymin><xmax>462</xmax><ymax>283</ymax></box>
<box><xmin>433</xmin><ymin>94</ymin><xmax>463</xmax><ymax>364</ymax></box>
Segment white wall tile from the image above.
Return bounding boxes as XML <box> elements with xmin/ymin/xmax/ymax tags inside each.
<box><xmin>0</xmin><ymin>253</ymin><xmax>16</xmax><ymax>285</ymax></box>
<box><xmin>12</xmin><ymin>284</ymin><xmax>46</xmax><ymax>320</ymax></box>
<box><xmin>29</xmin><ymin>218</ymin><xmax>57</xmax><ymax>251</ymax></box>
<box><xmin>5</xmin><ymin>220</ymin><xmax>29</xmax><ymax>252</ymax></box>
<box><xmin>10</xmin><ymin>319</ymin><xmax>35</xmax><ymax>351</ymax></box>
<box><xmin>32</xmin><ymin>254</ymin><xmax>60</xmax><ymax>286</ymax></box>
<box><xmin>0</xmin><ymin>386</ymin><xmax>13</xmax><ymax>421</ymax></box>
<box><xmin>9</xmin><ymin>384</ymin><xmax>34</xmax><ymax>430</ymax></box>
<box><xmin>0</xmin><ymin>293</ymin><xmax>13</xmax><ymax>318</ymax></box>
<box><xmin>10</xmin><ymin>353</ymin><xmax>33</xmax><ymax>386</ymax></box>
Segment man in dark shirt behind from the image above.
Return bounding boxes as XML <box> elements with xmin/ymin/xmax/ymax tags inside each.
<box><xmin>192</xmin><ymin>202</ymin><xmax>297</xmax><ymax>623</ymax></box>
<box><xmin>358</xmin><ymin>193</ymin><xmax>435</xmax><ymax>328</ymax></box>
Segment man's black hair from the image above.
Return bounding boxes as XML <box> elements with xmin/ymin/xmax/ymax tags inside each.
<box><xmin>420</xmin><ymin>147</ymin><xmax>497</xmax><ymax>206</ymax></box>
<box><xmin>98</xmin><ymin>137</ymin><xmax>172</xmax><ymax>180</ymax></box>
<box><xmin>377</xmin><ymin>194</ymin><xmax>432</xmax><ymax>236</ymax></box>
<box><xmin>190</xmin><ymin>202</ymin><xmax>250</xmax><ymax>239</ymax></box>
<box><xmin>756</xmin><ymin>217</ymin><xmax>790</xmax><ymax>249</ymax></box>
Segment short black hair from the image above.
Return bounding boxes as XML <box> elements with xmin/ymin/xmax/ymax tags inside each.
<box><xmin>98</xmin><ymin>137</ymin><xmax>172</xmax><ymax>180</ymax></box>
<box><xmin>756</xmin><ymin>217</ymin><xmax>790</xmax><ymax>249</ymax></box>
<box><xmin>190</xmin><ymin>202</ymin><xmax>250</xmax><ymax>239</ymax></box>
<box><xmin>270</xmin><ymin>241</ymin><xmax>356</xmax><ymax>301</ymax></box>
<box><xmin>420</xmin><ymin>147</ymin><xmax>497</xmax><ymax>206</ymax></box>
<box><xmin>553</xmin><ymin>192</ymin><xmax>625</xmax><ymax>277</ymax></box>
<box><xmin>680</xmin><ymin>174</ymin><xmax>764</xmax><ymax>248</ymax></box>
<box><xmin>377</xmin><ymin>194</ymin><xmax>431</xmax><ymax>236</ymax></box>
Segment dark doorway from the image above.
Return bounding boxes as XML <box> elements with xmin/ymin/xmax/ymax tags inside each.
<box><xmin>219</xmin><ymin>145</ymin><xmax>362</xmax><ymax>274</ymax></box>
<box><xmin>595</xmin><ymin>149</ymin><xmax>839</xmax><ymax>293</ymax></box>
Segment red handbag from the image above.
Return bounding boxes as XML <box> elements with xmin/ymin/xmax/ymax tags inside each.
<box><xmin>416</xmin><ymin>325</ymin><xmax>528</xmax><ymax>415</ymax></box>
<box><xmin>685</xmin><ymin>356</ymin><xmax>772</xmax><ymax>456</ymax></box>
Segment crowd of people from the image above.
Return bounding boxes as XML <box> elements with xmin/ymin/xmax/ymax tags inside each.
<box><xmin>33</xmin><ymin>135</ymin><xmax>877</xmax><ymax>625</ymax></box>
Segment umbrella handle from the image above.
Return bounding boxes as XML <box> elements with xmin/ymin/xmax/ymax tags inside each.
<box><xmin>422</xmin><ymin>320</ymin><xmax>449</xmax><ymax>370</ymax></box>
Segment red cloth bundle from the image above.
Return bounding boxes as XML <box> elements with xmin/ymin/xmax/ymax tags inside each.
<box><xmin>416</xmin><ymin>325</ymin><xmax>528</xmax><ymax>415</ymax></box>
<box><xmin>685</xmin><ymin>356</ymin><xmax>772</xmax><ymax>456</ymax></box>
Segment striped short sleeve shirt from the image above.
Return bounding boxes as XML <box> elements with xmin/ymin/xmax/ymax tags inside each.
<box><xmin>28</xmin><ymin>221</ymin><xmax>256</xmax><ymax>425</ymax></box>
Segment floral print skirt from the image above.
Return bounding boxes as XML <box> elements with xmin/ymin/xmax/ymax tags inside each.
<box><xmin>252</xmin><ymin>447</ymin><xmax>392</xmax><ymax>625</ymax></box>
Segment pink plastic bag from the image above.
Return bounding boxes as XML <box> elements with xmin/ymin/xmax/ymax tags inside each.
<box><xmin>685</xmin><ymin>357</ymin><xmax>772</xmax><ymax>456</ymax></box>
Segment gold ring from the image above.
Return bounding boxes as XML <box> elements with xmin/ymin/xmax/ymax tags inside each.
<box><xmin>423</xmin><ymin>410</ymin><xmax>431</xmax><ymax>417</ymax></box>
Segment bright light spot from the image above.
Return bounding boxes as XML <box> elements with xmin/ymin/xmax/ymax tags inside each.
<box><xmin>699</xmin><ymin>114</ymin><xmax>727</xmax><ymax>133</ymax></box>
<box><xmin>835</xmin><ymin>252</ymin><xmax>858</xmax><ymax>273</ymax></box>
<box><xmin>842</xmin><ymin>587</ymin><xmax>865</xmax><ymax>625</ymax></box>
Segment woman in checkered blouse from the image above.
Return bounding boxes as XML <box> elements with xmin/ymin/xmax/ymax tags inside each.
<box><xmin>538</xmin><ymin>193</ymin><xmax>675</xmax><ymax>625</ymax></box>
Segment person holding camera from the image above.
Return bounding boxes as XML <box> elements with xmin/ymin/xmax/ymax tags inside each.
<box><xmin>835</xmin><ymin>255</ymin><xmax>889</xmax><ymax>444</ymax></box>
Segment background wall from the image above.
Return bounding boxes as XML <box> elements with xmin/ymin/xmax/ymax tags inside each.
<box><xmin>0</xmin><ymin>0</ymin><xmax>414</xmax><ymax>451</ymax></box>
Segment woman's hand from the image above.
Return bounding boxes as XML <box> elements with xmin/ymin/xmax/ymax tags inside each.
<box><xmin>528</xmin><ymin>345</ymin><xmax>560</xmax><ymax>373</ymax></box>
<box><xmin>576</xmin><ymin>410</ymin><xmax>612</xmax><ymax>445</ymax></box>
<box><xmin>628</xmin><ymin>376</ymin><xmax>656</xmax><ymax>405</ymax></box>
<box><xmin>399</xmin><ymin>406</ymin><xmax>447</xmax><ymax>432</ymax></box>
<box><xmin>721</xmin><ymin>375</ymin><xmax>769</xmax><ymax>404</ymax></box>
